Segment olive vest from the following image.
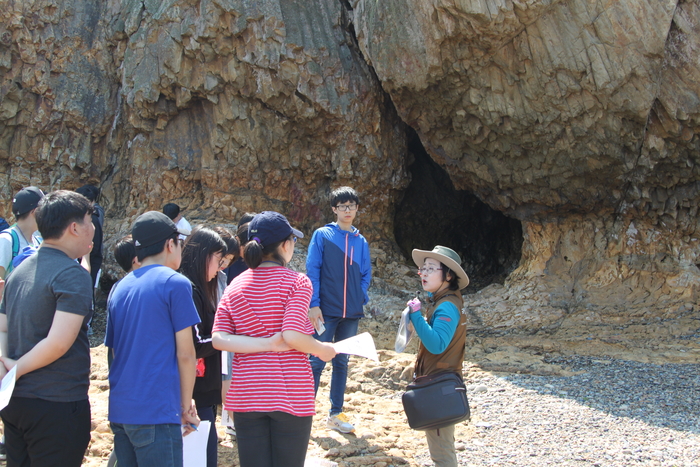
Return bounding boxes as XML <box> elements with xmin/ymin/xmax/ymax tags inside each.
<box><xmin>415</xmin><ymin>288</ymin><xmax>466</xmax><ymax>377</ymax></box>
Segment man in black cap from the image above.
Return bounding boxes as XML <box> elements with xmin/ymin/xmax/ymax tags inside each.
<box><xmin>106</xmin><ymin>211</ymin><xmax>201</xmax><ymax>465</ymax></box>
<box><xmin>0</xmin><ymin>186</ymin><xmax>44</xmax><ymax>279</ymax></box>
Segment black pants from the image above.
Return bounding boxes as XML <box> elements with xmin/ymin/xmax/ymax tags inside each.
<box><xmin>1</xmin><ymin>397</ymin><xmax>91</xmax><ymax>467</ymax></box>
<box><xmin>196</xmin><ymin>405</ymin><xmax>218</xmax><ymax>467</ymax></box>
<box><xmin>233</xmin><ymin>411</ymin><xmax>313</xmax><ymax>467</ymax></box>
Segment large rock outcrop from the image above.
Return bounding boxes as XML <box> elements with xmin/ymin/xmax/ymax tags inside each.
<box><xmin>353</xmin><ymin>0</ymin><xmax>700</xmax><ymax>346</ymax></box>
<box><xmin>2</xmin><ymin>0</ymin><xmax>700</xmax><ymax>350</ymax></box>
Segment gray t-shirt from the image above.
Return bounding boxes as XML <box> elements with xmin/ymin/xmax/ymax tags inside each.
<box><xmin>0</xmin><ymin>246</ymin><xmax>93</xmax><ymax>401</ymax></box>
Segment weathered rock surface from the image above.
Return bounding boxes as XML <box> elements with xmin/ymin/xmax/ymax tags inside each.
<box><xmin>3</xmin><ymin>0</ymin><xmax>700</xmax><ymax>351</ymax></box>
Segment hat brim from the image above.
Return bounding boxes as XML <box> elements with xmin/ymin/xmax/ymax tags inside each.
<box><xmin>291</xmin><ymin>227</ymin><xmax>304</xmax><ymax>239</ymax></box>
<box><xmin>412</xmin><ymin>249</ymin><xmax>470</xmax><ymax>289</ymax></box>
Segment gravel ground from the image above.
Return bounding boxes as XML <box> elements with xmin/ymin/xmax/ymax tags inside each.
<box><xmin>441</xmin><ymin>357</ymin><xmax>700</xmax><ymax>467</ymax></box>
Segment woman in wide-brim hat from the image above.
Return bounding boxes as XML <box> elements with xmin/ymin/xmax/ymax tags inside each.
<box><xmin>406</xmin><ymin>245</ymin><xmax>469</xmax><ymax>467</ymax></box>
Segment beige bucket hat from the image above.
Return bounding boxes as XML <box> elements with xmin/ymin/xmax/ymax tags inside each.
<box><xmin>412</xmin><ymin>245</ymin><xmax>470</xmax><ymax>290</ymax></box>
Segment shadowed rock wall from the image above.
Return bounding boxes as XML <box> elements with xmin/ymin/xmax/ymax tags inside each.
<box><xmin>2</xmin><ymin>0</ymin><xmax>700</xmax><ymax>345</ymax></box>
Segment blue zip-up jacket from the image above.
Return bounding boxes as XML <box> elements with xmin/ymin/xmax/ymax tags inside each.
<box><xmin>306</xmin><ymin>222</ymin><xmax>372</xmax><ymax>319</ymax></box>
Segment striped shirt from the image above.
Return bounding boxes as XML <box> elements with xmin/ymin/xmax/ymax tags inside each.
<box><xmin>213</xmin><ymin>265</ymin><xmax>316</xmax><ymax>416</ymax></box>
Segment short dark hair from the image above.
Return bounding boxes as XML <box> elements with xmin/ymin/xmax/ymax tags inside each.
<box><xmin>236</xmin><ymin>222</ymin><xmax>250</xmax><ymax>244</ymax></box>
<box><xmin>441</xmin><ymin>264</ymin><xmax>460</xmax><ymax>291</ymax></box>
<box><xmin>75</xmin><ymin>184</ymin><xmax>100</xmax><ymax>202</ymax></box>
<box><xmin>330</xmin><ymin>186</ymin><xmax>359</xmax><ymax>207</ymax></box>
<box><xmin>163</xmin><ymin>203</ymin><xmax>180</xmax><ymax>220</ymax></box>
<box><xmin>238</xmin><ymin>212</ymin><xmax>256</xmax><ymax>227</ymax></box>
<box><xmin>114</xmin><ymin>235</ymin><xmax>136</xmax><ymax>272</ymax></box>
<box><xmin>137</xmin><ymin>232</ymin><xmax>178</xmax><ymax>262</ymax></box>
<box><xmin>36</xmin><ymin>190</ymin><xmax>94</xmax><ymax>240</ymax></box>
<box><xmin>212</xmin><ymin>226</ymin><xmax>240</xmax><ymax>259</ymax></box>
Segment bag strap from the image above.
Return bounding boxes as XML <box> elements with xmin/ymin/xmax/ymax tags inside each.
<box><xmin>1</xmin><ymin>225</ymin><xmax>21</xmax><ymax>273</ymax></box>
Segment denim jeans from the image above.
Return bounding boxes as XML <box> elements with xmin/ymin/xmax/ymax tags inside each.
<box><xmin>110</xmin><ymin>423</ymin><xmax>183</xmax><ymax>467</ymax></box>
<box><xmin>309</xmin><ymin>316</ymin><xmax>360</xmax><ymax>415</ymax></box>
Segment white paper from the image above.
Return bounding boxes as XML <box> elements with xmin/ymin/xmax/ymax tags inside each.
<box><xmin>0</xmin><ymin>366</ymin><xmax>17</xmax><ymax>411</ymax></box>
<box><xmin>333</xmin><ymin>332</ymin><xmax>378</xmax><ymax>362</ymax></box>
<box><xmin>183</xmin><ymin>420</ymin><xmax>211</xmax><ymax>467</ymax></box>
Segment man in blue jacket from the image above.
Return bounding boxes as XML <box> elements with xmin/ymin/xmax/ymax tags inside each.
<box><xmin>307</xmin><ymin>186</ymin><xmax>372</xmax><ymax>433</ymax></box>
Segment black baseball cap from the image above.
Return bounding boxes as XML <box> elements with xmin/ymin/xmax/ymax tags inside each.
<box><xmin>12</xmin><ymin>186</ymin><xmax>45</xmax><ymax>217</ymax></box>
<box><xmin>248</xmin><ymin>211</ymin><xmax>303</xmax><ymax>247</ymax></box>
<box><xmin>132</xmin><ymin>211</ymin><xmax>188</xmax><ymax>248</ymax></box>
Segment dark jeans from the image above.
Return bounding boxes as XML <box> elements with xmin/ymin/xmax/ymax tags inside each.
<box><xmin>309</xmin><ymin>316</ymin><xmax>360</xmax><ymax>414</ymax></box>
<box><xmin>233</xmin><ymin>411</ymin><xmax>313</xmax><ymax>467</ymax></box>
<box><xmin>196</xmin><ymin>405</ymin><xmax>218</xmax><ymax>467</ymax></box>
<box><xmin>111</xmin><ymin>422</ymin><xmax>183</xmax><ymax>467</ymax></box>
<box><xmin>1</xmin><ymin>397</ymin><xmax>91</xmax><ymax>467</ymax></box>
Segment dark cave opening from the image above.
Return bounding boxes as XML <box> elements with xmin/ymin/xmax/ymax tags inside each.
<box><xmin>394</xmin><ymin>129</ymin><xmax>523</xmax><ymax>292</ymax></box>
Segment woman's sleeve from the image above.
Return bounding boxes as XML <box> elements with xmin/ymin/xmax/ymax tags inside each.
<box><xmin>282</xmin><ymin>275</ymin><xmax>314</xmax><ymax>335</ymax></box>
<box><xmin>409</xmin><ymin>301</ymin><xmax>460</xmax><ymax>354</ymax></box>
<box><xmin>192</xmin><ymin>289</ymin><xmax>218</xmax><ymax>359</ymax></box>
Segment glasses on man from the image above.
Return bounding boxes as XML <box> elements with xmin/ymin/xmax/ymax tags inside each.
<box><xmin>417</xmin><ymin>266</ymin><xmax>442</xmax><ymax>276</ymax></box>
<box><xmin>334</xmin><ymin>204</ymin><xmax>357</xmax><ymax>212</ymax></box>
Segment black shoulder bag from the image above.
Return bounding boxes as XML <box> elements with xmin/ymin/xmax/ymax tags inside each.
<box><xmin>402</xmin><ymin>371</ymin><xmax>470</xmax><ymax>431</ymax></box>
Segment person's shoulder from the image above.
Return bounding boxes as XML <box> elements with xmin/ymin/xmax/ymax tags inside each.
<box><xmin>290</xmin><ymin>270</ymin><xmax>313</xmax><ymax>288</ymax></box>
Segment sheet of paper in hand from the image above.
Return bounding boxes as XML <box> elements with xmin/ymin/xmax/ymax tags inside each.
<box><xmin>333</xmin><ymin>332</ymin><xmax>379</xmax><ymax>362</ymax></box>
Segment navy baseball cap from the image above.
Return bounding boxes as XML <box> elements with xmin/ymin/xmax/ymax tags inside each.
<box><xmin>132</xmin><ymin>211</ymin><xmax>188</xmax><ymax>248</ymax></box>
<box><xmin>12</xmin><ymin>186</ymin><xmax>45</xmax><ymax>217</ymax></box>
<box><xmin>248</xmin><ymin>211</ymin><xmax>303</xmax><ymax>247</ymax></box>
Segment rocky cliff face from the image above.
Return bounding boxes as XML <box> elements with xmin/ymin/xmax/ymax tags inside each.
<box><xmin>2</xmin><ymin>0</ymin><xmax>699</xmax><ymax>348</ymax></box>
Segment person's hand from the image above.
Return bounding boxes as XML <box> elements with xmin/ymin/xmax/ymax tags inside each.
<box><xmin>0</xmin><ymin>363</ymin><xmax>7</xmax><ymax>381</ymax></box>
<box><xmin>308</xmin><ymin>306</ymin><xmax>325</xmax><ymax>334</ymax></box>
<box><xmin>181</xmin><ymin>400</ymin><xmax>200</xmax><ymax>437</ymax></box>
<box><xmin>313</xmin><ymin>343</ymin><xmax>337</xmax><ymax>362</ymax></box>
<box><xmin>0</xmin><ymin>356</ymin><xmax>17</xmax><ymax>372</ymax></box>
<box><xmin>407</xmin><ymin>298</ymin><xmax>421</xmax><ymax>313</ymax></box>
<box><xmin>268</xmin><ymin>332</ymin><xmax>292</xmax><ymax>352</ymax></box>
<box><xmin>0</xmin><ymin>277</ymin><xmax>4</xmax><ymax>297</ymax></box>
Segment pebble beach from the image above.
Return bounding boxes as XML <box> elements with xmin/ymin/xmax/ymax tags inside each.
<box><xmin>449</xmin><ymin>357</ymin><xmax>700</xmax><ymax>467</ymax></box>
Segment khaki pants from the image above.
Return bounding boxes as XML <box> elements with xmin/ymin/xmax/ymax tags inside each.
<box><xmin>425</xmin><ymin>424</ymin><xmax>457</xmax><ymax>467</ymax></box>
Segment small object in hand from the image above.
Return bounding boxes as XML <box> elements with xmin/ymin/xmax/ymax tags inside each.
<box><xmin>407</xmin><ymin>298</ymin><xmax>421</xmax><ymax>313</ymax></box>
<box><xmin>314</xmin><ymin>319</ymin><xmax>326</xmax><ymax>336</ymax></box>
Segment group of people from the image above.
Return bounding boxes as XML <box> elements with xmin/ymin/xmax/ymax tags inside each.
<box><xmin>0</xmin><ymin>184</ymin><xmax>470</xmax><ymax>467</ymax></box>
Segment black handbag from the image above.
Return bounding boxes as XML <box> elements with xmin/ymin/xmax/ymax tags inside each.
<box><xmin>402</xmin><ymin>371</ymin><xmax>470</xmax><ymax>431</ymax></box>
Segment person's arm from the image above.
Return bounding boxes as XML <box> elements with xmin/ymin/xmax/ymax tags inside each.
<box><xmin>282</xmin><ymin>330</ymin><xmax>336</xmax><ymax>361</ymax></box>
<box><xmin>0</xmin><ymin>312</ymin><xmax>8</xmax><ymax>380</ymax></box>
<box><xmin>360</xmin><ymin>238</ymin><xmax>372</xmax><ymax>305</ymax></box>
<box><xmin>175</xmin><ymin>326</ymin><xmax>199</xmax><ymax>435</ymax></box>
<box><xmin>0</xmin><ymin>310</ymin><xmax>84</xmax><ymax>378</ymax></box>
<box><xmin>305</xmin><ymin>230</ymin><xmax>324</xmax><ymax>310</ymax></box>
<box><xmin>191</xmin><ymin>291</ymin><xmax>217</xmax><ymax>359</ymax></box>
<box><xmin>409</xmin><ymin>301</ymin><xmax>460</xmax><ymax>355</ymax></box>
<box><xmin>212</xmin><ymin>331</ymin><xmax>291</xmax><ymax>353</ymax></box>
<box><xmin>0</xmin><ymin>267</ymin><xmax>5</xmax><ymax>280</ymax></box>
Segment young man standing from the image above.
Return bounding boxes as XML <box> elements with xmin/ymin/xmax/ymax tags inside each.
<box><xmin>0</xmin><ymin>190</ymin><xmax>95</xmax><ymax>466</ymax></box>
<box><xmin>106</xmin><ymin>211</ymin><xmax>200</xmax><ymax>466</ymax></box>
<box><xmin>0</xmin><ymin>186</ymin><xmax>45</xmax><ymax>279</ymax></box>
<box><xmin>306</xmin><ymin>187</ymin><xmax>372</xmax><ymax>433</ymax></box>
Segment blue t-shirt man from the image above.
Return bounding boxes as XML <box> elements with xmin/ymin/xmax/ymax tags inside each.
<box><xmin>106</xmin><ymin>265</ymin><xmax>200</xmax><ymax>424</ymax></box>
<box><xmin>106</xmin><ymin>211</ymin><xmax>200</xmax><ymax>467</ymax></box>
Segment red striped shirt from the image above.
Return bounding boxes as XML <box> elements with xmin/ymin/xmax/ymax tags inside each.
<box><xmin>213</xmin><ymin>266</ymin><xmax>316</xmax><ymax>416</ymax></box>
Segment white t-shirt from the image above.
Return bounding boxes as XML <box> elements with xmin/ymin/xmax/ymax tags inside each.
<box><xmin>176</xmin><ymin>216</ymin><xmax>192</xmax><ymax>239</ymax></box>
<box><xmin>0</xmin><ymin>225</ymin><xmax>42</xmax><ymax>272</ymax></box>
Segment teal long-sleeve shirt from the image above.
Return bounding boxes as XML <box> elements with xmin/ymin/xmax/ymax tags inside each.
<box><xmin>409</xmin><ymin>299</ymin><xmax>460</xmax><ymax>354</ymax></box>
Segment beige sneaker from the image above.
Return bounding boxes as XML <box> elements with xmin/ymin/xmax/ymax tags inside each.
<box><xmin>327</xmin><ymin>412</ymin><xmax>355</xmax><ymax>433</ymax></box>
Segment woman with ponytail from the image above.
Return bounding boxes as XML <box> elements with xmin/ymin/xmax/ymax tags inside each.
<box><xmin>213</xmin><ymin>211</ymin><xmax>336</xmax><ymax>467</ymax></box>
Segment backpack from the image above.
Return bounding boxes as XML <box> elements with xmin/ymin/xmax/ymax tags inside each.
<box><xmin>0</xmin><ymin>217</ymin><xmax>9</xmax><ymax>231</ymax></box>
<box><xmin>1</xmin><ymin>225</ymin><xmax>21</xmax><ymax>273</ymax></box>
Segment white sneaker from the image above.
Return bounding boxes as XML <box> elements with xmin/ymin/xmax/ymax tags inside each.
<box><xmin>327</xmin><ymin>413</ymin><xmax>355</xmax><ymax>433</ymax></box>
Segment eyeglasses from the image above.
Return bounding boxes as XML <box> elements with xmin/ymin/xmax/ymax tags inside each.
<box><xmin>218</xmin><ymin>255</ymin><xmax>234</xmax><ymax>268</ymax></box>
<box><xmin>334</xmin><ymin>204</ymin><xmax>357</xmax><ymax>212</ymax></box>
<box><xmin>293</xmin><ymin>236</ymin><xmax>298</xmax><ymax>243</ymax></box>
<box><xmin>417</xmin><ymin>266</ymin><xmax>442</xmax><ymax>276</ymax></box>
